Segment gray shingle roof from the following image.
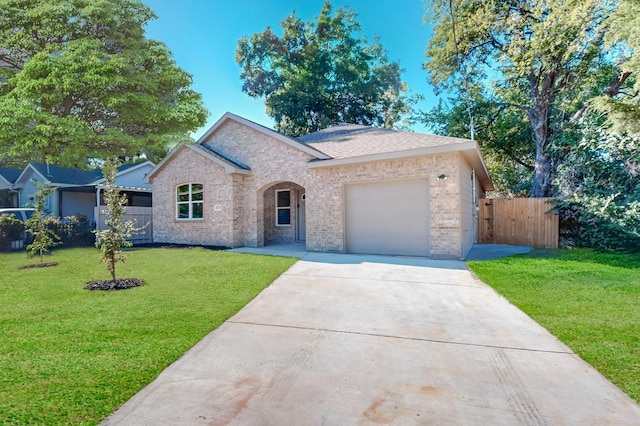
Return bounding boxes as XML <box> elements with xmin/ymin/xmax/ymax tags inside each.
<box><xmin>30</xmin><ymin>163</ymin><xmax>103</xmax><ymax>184</ymax></box>
<box><xmin>0</xmin><ymin>167</ymin><xmax>22</xmax><ymax>183</ymax></box>
<box><xmin>199</xmin><ymin>144</ymin><xmax>251</xmax><ymax>170</ymax></box>
<box><xmin>28</xmin><ymin>162</ymin><xmax>148</xmax><ymax>185</ymax></box>
<box><xmin>297</xmin><ymin>124</ymin><xmax>474</xmax><ymax>159</ymax></box>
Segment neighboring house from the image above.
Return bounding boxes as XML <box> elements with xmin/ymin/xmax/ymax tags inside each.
<box><xmin>0</xmin><ymin>167</ymin><xmax>22</xmax><ymax>208</ymax></box>
<box><xmin>6</xmin><ymin>162</ymin><xmax>154</xmax><ymax>242</ymax></box>
<box><xmin>146</xmin><ymin>112</ymin><xmax>493</xmax><ymax>259</ymax></box>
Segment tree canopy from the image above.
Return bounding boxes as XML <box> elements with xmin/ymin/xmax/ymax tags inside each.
<box><xmin>424</xmin><ymin>0</ymin><xmax>609</xmax><ymax>197</ymax></box>
<box><xmin>0</xmin><ymin>0</ymin><xmax>208</xmax><ymax>167</ymax></box>
<box><xmin>591</xmin><ymin>0</ymin><xmax>640</xmax><ymax>134</ymax></box>
<box><xmin>236</xmin><ymin>1</ymin><xmax>416</xmax><ymax>136</ymax></box>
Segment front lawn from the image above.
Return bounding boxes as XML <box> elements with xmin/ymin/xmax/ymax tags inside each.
<box><xmin>0</xmin><ymin>247</ymin><xmax>297</xmax><ymax>425</ymax></box>
<box><xmin>467</xmin><ymin>249</ymin><xmax>640</xmax><ymax>403</ymax></box>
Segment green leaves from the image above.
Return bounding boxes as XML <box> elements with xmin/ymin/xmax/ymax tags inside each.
<box><xmin>591</xmin><ymin>0</ymin><xmax>640</xmax><ymax>135</ymax></box>
<box><xmin>94</xmin><ymin>158</ymin><xmax>145</xmax><ymax>283</ymax></box>
<box><xmin>24</xmin><ymin>181</ymin><xmax>60</xmax><ymax>263</ymax></box>
<box><xmin>236</xmin><ymin>0</ymin><xmax>416</xmax><ymax>136</ymax></box>
<box><xmin>554</xmin><ymin>118</ymin><xmax>640</xmax><ymax>251</ymax></box>
<box><xmin>424</xmin><ymin>0</ymin><xmax>612</xmax><ymax>196</ymax></box>
<box><xmin>0</xmin><ymin>0</ymin><xmax>208</xmax><ymax>166</ymax></box>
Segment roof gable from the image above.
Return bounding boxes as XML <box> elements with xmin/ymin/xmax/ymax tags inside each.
<box><xmin>144</xmin><ymin>143</ymin><xmax>251</xmax><ymax>183</ymax></box>
<box><xmin>91</xmin><ymin>161</ymin><xmax>155</xmax><ymax>186</ymax></box>
<box><xmin>0</xmin><ymin>167</ymin><xmax>22</xmax><ymax>185</ymax></box>
<box><xmin>197</xmin><ymin>112</ymin><xmax>330</xmax><ymax>160</ymax></box>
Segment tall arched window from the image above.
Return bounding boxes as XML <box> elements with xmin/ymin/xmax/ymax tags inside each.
<box><xmin>177</xmin><ymin>183</ymin><xmax>203</xmax><ymax>219</ymax></box>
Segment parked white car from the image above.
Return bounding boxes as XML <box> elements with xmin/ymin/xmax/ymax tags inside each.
<box><xmin>0</xmin><ymin>208</ymin><xmax>36</xmax><ymax>250</ymax></box>
<box><xmin>0</xmin><ymin>207</ymin><xmax>36</xmax><ymax>222</ymax></box>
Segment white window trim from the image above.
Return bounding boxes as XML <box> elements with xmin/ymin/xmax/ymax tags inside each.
<box><xmin>176</xmin><ymin>183</ymin><xmax>204</xmax><ymax>220</ymax></box>
<box><xmin>275</xmin><ymin>189</ymin><xmax>291</xmax><ymax>226</ymax></box>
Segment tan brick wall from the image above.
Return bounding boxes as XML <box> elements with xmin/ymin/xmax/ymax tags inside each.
<box><xmin>459</xmin><ymin>156</ymin><xmax>479</xmax><ymax>258</ymax></box>
<box><xmin>201</xmin><ymin>121</ymin><xmax>315</xmax><ymax>247</ymax></box>
<box><xmin>149</xmin><ymin>147</ymin><xmax>240</xmax><ymax>247</ymax></box>
<box><xmin>152</xmin><ymin>119</ymin><xmax>472</xmax><ymax>258</ymax></box>
<box><xmin>308</xmin><ymin>153</ymin><xmax>464</xmax><ymax>258</ymax></box>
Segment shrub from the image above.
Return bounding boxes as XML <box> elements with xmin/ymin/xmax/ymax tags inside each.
<box><xmin>557</xmin><ymin>197</ymin><xmax>640</xmax><ymax>252</ymax></box>
<box><xmin>0</xmin><ymin>214</ymin><xmax>24</xmax><ymax>252</ymax></box>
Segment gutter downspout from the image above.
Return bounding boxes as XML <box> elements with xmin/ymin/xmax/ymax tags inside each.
<box><xmin>9</xmin><ymin>188</ymin><xmax>20</xmax><ymax>207</ymax></box>
<box><xmin>472</xmin><ymin>169</ymin><xmax>478</xmax><ymax>243</ymax></box>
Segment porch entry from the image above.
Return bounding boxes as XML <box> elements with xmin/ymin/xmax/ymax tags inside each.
<box><xmin>262</xmin><ymin>182</ymin><xmax>306</xmax><ymax>246</ymax></box>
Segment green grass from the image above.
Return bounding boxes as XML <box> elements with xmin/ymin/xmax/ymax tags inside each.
<box><xmin>467</xmin><ymin>249</ymin><xmax>640</xmax><ymax>403</ymax></box>
<box><xmin>0</xmin><ymin>247</ymin><xmax>297</xmax><ymax>425</ymax></box>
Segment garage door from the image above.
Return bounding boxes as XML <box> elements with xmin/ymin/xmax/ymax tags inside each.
<box><xmin>345</xmin><ymin>179</ymin><xmax>429</xmax><ymax>256</ymax></box>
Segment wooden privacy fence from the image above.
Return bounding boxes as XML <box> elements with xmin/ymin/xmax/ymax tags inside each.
<box><xmin>478</xmin><ymin>198</ymin><xmax>559</xmax><ymax>248</ymax></box>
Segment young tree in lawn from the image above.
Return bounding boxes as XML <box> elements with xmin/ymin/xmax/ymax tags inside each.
<box><xmin>236</xmin><ymin>0</ymin><xmax>417</xmax><ymax>136</ymax></box>
<box><xmin>0</xmin><ymin>0</ymin><xmax>208</xmax><ymax>167</ymax></box>
<box><xmin>25</xmin><ymin>181</ymin><xmax>60</xmax><ymax>264</ymax></box>
<box><xmin>94</xmin><ymin>159</ymin><xmax>142</xmax><ymax>288</ymax></box>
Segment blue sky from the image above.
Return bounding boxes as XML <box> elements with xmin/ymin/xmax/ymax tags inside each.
<box><xmin>143</xmin><ymin>0</ymin><xmax>439</xmax><ymax>138</ymax></box>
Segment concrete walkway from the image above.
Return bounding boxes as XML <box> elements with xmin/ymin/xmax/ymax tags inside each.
<box><xmin>102</xmin><ymin>252</ymin><xmax>640</xmax><ymax>425</ymax></box>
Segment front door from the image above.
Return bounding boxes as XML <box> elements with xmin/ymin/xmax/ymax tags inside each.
<box><xmin>297</xmin><ymin>192</ymin><xmax>306</xmax><ymax>241</ymax></box>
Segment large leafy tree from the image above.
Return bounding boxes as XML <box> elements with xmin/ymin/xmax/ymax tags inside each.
<box><xmin>591</xmin><ymin>0</ymin><xmax>640</xmax><ymax>134</ymax></box>
<box><xmin>0</xmin><ymin>0</ymin><xmax>208</xmax><ymax>167</ymax></box>
<box><xmin>554</xmin><ymin>114</ymin><xmax>640</xmax><ymax>250</ymax></box>
<box><xmin>236</xmin><ymin>1</ymin><xmax>416</xmax><ymax>136</ymax></box>
<box><xmin>422</xmin><ymin>90</ymin><xmax>534</xmax><ymax>196</ymax></box>
<box><xmin>424</xmin><ymin>0</ymin><xmax>609</xmax><ymax>197</ymax></box>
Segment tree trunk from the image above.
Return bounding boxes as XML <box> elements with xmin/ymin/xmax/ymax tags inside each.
<box><xmin>529</xmin><ymin>106</ymin><xmax>552</xmax><ymax>197</ymax></box>
<box><xmin>531</xmin><ymin>149</ymin><xmax>552</xmax><ymax>197</ymax></box>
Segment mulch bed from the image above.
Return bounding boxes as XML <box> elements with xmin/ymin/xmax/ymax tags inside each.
<box><xmin>85</xmin><ymin>278</ymin><xmax>145</xmax><ymax>291</ymax></box>
<box><xmin>19</xmin><ymin>262</ymin><xmax>59</xmax><ymax>269</ymax></box>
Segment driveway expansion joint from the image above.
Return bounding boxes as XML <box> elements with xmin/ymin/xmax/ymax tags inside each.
<box><xmin>226</xmin><ymin>320</ymin><xmax>575</xmax><ymax>355</ymax></box>
<box><xmin>282</xmin><ymin>273</ymin><xmax>483</xmax><ymax>288</ymax></box>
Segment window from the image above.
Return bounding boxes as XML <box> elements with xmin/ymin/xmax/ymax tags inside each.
<box><xmin>177</xmin><ymin>183</ymin><xmax>203</xmax><ymax>220</ymax></box>
<box><xmin>275</xmin><ymin>189</ymin><xmax>291</xmax><ymax>226</ymax></box>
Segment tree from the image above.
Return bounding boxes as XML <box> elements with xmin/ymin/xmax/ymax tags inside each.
<box><xmin>0</xmin><ymin>0</ymin><xmax>208</xmax><ymax>167</ymax></box>
<box><xmin>421</xmin><ymin>91</ymin><xmax>534</xmax><ymax>196</ymax></box>
<box><xmin>236</xmin><ymin>0</ymin><xmax>417</xmax><ymax>136</ymax></box>
<box><xmin>424</xmin><ymin>0</ymin><xmax>609</xmax><ymax>197</ymax></box>
<box><xmin>25</xmin><ymin>181</ymin><xmax>60</xmax><ymax>264</ymax></box>
<box><xmin>94</xmin><ymin>159</ymin><xmax>144</xmax><ymax>288</ymax></box>
<box><xmin>554</xmin><ymin>114</ymin><xmax>640</xmax><ymax>250</ymax></box>
<box><xmin>591</xmin><ymin>0</ymin><xmax>640</xmax><ymax>135</ymax></box>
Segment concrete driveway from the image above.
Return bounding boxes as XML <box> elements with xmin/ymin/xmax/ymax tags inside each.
<box><xmin>102</xmin><ymin>252</ymin><xmax>640</xmax><ymax>425</ymax></box>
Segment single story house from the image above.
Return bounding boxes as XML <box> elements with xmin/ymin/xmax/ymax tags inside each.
<box><xmin>4</xmin><ymin>161</ymin><xmax>154</xmax><ymax>224</ymax></box>
<box><xmin>146</xmin><ymin>112</ymin><xmax>493</xmax><ymax>259</ymax></box>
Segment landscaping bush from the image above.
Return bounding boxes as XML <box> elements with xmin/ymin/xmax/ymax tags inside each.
<box><xmin>0</xmin><ymin>213</ymin><xmax>24</xmax><ymax>252</ymax></box>
<box><xmin>557</xmin><ymin>197</ymin><xmax>640</xmax><ymax>252</ymax></box>
<box><xmin>553</xmin><ymin>118</ymin><xmax>640</xmax><ymax>252</ymax></box>
<box><xmin>56</xmin><ymin>215</ymin><xmax>95</xmax><ymax>247</ymax></box>
<box><xmin>0</xmin><ymin>215</ymin><xmax>94</xmax><ymax>252</ymax></box>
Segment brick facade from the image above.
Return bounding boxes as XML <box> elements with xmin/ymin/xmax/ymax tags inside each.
<box><xmin>149</xmin><ymin>117</ymin><xmax>484</xmax><ymax>259</ymax></box>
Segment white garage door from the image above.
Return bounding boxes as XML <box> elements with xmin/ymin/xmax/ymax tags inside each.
<box><xmin>345</xmin><ymin>179</ymin><xmax>429</xmax><ymax>256</ymax></box>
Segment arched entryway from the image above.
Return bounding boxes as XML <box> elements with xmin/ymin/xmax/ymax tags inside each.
<box><xmin>260</xmin><ymin>181</ymin><xmax>306</xmax><ymax>247</ymax></box>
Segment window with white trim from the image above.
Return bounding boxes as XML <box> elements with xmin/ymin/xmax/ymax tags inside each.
<box><xmin>177</xmin><ymin>183</ymin><xmax>203</xmax><ymax>220</ymax></box>
<box><xmin>275</xmin><ymin>189</ymin><xmax>291</xmax><ymax>226</ymax></box>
